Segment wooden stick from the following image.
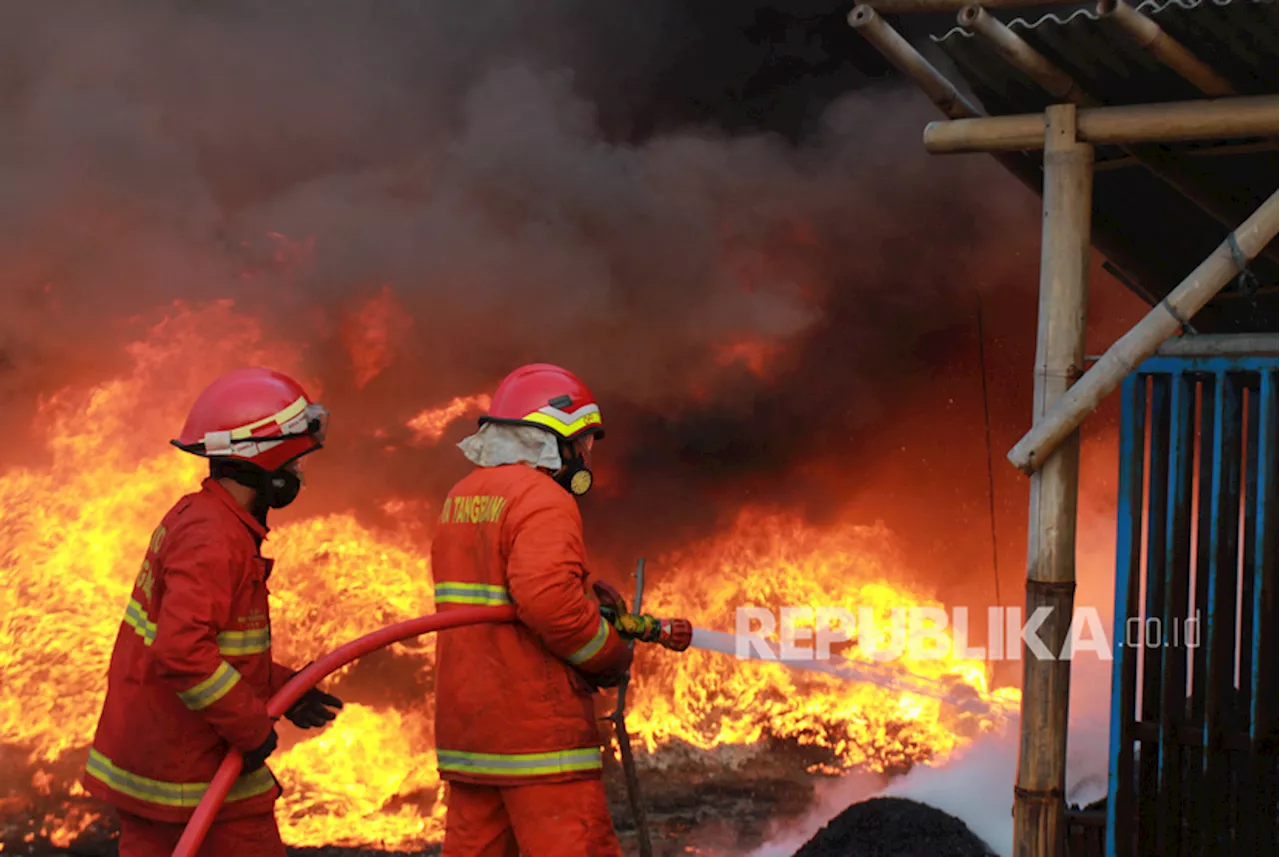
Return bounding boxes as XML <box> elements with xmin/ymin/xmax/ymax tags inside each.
<box><xmin>1008</xmin><ymin>190</ymin><xmax>1279</xmax><ymax>475</ymax></box>
<box><xmin>1097</xmin><ymin>0</ymin><xmax>1236</xmax><ymax>96</ymax></box>
<box><xmin>609</xmin><ymin>557</ymin><xmax>653</xmax><ymax>857</ymax></box>
<box><xmin>923</xmin><ymin>95</ymin><xmax>1279</xmax><ymax>152</ymax></box>
<box><xmin>1014</xmin><ymin>103</ymin><xmax>1093</xmax><ymax>857</ymax></box>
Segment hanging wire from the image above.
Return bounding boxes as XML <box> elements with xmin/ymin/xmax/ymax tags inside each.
<box><xmin>975</xmin><ymin>293</ymin><xmax>1002</xmax><ymax>612</ymax></box>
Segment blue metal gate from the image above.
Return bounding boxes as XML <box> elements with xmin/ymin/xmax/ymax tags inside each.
<box><xmin>1106</xmin><ymin>354</ymin><xmax>1278</xmax><ymax>856</ymax></box>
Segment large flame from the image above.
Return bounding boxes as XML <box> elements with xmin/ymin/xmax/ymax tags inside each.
<box><xmin>629</xmin><ymin>512</ymin><xmax>1018</xmax><ymax>774</ymax></box>
<box><xmin>0</xmin><ymin>302</ymin><xmax>1015</xmax><ymax>850</ymax></box>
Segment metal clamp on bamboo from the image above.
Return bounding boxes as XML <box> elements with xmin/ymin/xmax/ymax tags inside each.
<box><xmin>1007</xmin><ymin>189</ymin><xmax>1280</xmax><ymax>475</ymax></box>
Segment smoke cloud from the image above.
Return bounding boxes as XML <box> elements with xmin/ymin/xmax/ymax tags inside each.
<box><xmin>0</xmin><ymin>2</ymin><xmax>1143</xmax><ymax>591</ymax></box>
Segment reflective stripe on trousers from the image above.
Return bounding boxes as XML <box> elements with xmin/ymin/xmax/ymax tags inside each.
<box><xmin>436</xmin><ymin>747</ymin><xmax>602</xmax><ymax>778</ymax></box>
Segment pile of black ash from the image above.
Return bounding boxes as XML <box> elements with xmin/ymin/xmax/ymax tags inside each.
<box><xmin>791</xmin><ymin>796</ymin><xmax>998</xmax><ymax>857</ymax></box>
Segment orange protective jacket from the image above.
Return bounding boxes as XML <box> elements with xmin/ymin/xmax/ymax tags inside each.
<box><xmin>84</xmin><ymin>478</ymin><xmax>294</xmax><ymax>823</ymax></box>
<box><xmin>431</xmin><ymin>463</ymin><xmax>631</xmax><ymax>786</ymax></box>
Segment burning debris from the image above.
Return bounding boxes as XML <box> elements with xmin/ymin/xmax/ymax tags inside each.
<box><xmin>0</xmin><ymin>310</ymin><xmax>1018</xmax><ymax>853</ymax></box>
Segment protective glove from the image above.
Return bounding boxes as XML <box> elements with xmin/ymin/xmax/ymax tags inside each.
<box><xmin>592</xmin><ymin>580</ymin><xmax>628</xmax><ymax>619</ymax></box>
<box><xmin>242</xmin><ymin>728</ymin><xmax>278</xmax><ymax>773</ymax></box>
<box><xmin>285</xmin><ymin>687</ymin><xmax>343</xmax><ymax>729</ymax></box>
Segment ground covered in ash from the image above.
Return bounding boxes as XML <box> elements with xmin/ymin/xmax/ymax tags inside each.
<box><xmin>792</xmin><ymin>797</ymin><xmax>998</xmax><ymax>857</ymax></box>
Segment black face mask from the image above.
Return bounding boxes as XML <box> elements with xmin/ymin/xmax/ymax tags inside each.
<box><xmin>554</xmin><ymin>446</ymin><xmax>593</xmax><ymax>497</ymax></box>
<box><xmin>210</xmin><ymin>459</ymin><xmax>303</xmax><ymax>519</ymax></box>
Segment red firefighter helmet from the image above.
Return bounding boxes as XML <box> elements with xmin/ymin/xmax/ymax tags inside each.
<box><xmin>172</xmin><ymin>367</ymin><xmax>329</xmax><ymax>472</ymax></box>
<box><xmin>479</xmin><ymin>363</ymin><xmax>604</xmax><ymax>441</ymax></box>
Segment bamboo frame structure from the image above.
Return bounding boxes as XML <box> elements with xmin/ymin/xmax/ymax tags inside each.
<box><xmin>958</xmin><ymin>5</ymin><xmax>1266</xmax><ymax>239</ymax></box>
<box><xmin>1008</xmin><ymin>190</ymin><xmax>1279</xmax><ymax>474</ymax></box>
<box><xmin>922</xmin><ymin>96</ymin><xmax>1278</xmax><ymax>152</ymax></box>
<box><xmin>1015</xmin><ymin>103</ymin><xmax>1093</xmax><ymax>857</ymax></box>
<box><xmin>847</xmin><ymin>4</ymin><xmax>1265</xmax><ymax>316</ymax></box>
<box><xmin>845</xmin><ymin>5</ymin><xmax>1277</xmax><ymax>856</ymax></box>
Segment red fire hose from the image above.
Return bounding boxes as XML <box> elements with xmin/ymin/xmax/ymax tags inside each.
<box><xmin>172</xmin><ymin>605</ymin><xmax>517</xmax><ymax>857</ymax></box>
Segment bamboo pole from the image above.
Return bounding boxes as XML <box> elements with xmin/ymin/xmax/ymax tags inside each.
<box><xmin>1008</xmin><ymin>190</ymin><xmax>1279</xmax><ymax>474</ymax></box>
<box><xmin>958</xmin><ymin>5</ymin><xmax>1097</xmax><ymax>105</ymax></box>
<box><xmin>1014</xmin><ymin>103</ymin><xmax>1092</xmax><ymax>857</ymax></box>
<box><xmin>848</xmin><ymin>5</ymin><xmax>982</xmax><ymax>119</ymax></box>
<box><xmin>922</xmin><ymin>95</ymin><xmax>1279</xmax><ymax>152</ymax></box>
<box><xmin>1155</xmin><ymin>332</ymin><xmax>1279</xmax><ymax>357</ymax></box>
<box><xmin>1097</xmin><ymin>0</ymin><xmax>1236</xmax><ymax>96</ymax></box>
<box><xmin>958</xmin><ymin>5</ymin><xmax>1273</xmax><ymax>242</ymax></box>
<box><xmin>847</xmin><ymin>4</ymin><xmax>1049</xmax><ymax>201</ymax></box>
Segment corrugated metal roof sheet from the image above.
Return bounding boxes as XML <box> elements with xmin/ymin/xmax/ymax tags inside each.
<box><xmin>925</xmin><ymin>0</ymin><xmax>1278</xmax><ymax>332</ymax></box>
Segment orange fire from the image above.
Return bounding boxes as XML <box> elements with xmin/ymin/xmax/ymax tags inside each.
<box><xmin>342</xmin><ymin>285</ymin><xmax>414</xmax><ymax>389</ymax></box>
<box><xmin>0</xmin><ymin>302</ymin><xmax>1015</xmax><ymax>850</ymax></box>
<box><xmin>406</xmin><ymin>394</ymin><xmax>492</xmax><ymax>445</ymax></box>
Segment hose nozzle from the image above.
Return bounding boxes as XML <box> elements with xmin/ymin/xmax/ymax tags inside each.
<box><xmin>602</xmin><ymin>608</ymin><xmax>693</xmax><ymax>652</ymax></box>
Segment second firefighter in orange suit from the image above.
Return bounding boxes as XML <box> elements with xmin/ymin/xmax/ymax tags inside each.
<box><xmin>433</xmin><ymin>363</ymin><xmax>632</xmax><ymax>857</ymax></box>
<box><xmin>83</xmin><ymin>368</ymin><xmax>344</xmax><ymax>857</ymax></box>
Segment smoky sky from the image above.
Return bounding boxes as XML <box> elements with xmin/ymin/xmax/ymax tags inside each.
<box><xmin>0</xmin><ymin>2</ymin><xmax>1143</xmax><ymax>596</ymax></box>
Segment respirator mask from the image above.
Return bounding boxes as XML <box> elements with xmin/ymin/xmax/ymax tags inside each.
<box><xmin>553</xmin><ymin>435</ymin><xmax>595</xmax><ymax>497</ymax></box>
<box><xmin>210</xmin><ymin>458</ymin><xmax>306</xmax><ymax>518</ymax></box>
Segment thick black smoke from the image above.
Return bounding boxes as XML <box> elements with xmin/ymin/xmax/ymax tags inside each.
<box><xmin>0</xmin><ymin>2</ymin><xmax>1142</xmax><ymax>600</ymax></box>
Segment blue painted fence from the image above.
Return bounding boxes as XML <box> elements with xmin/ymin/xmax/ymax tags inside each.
<box><xmin>1106</xmin><ymin>355</ymin><xmax>1278</xmax><ymax>857</ymax></box>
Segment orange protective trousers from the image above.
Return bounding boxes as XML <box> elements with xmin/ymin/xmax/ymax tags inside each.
<box><xmin>440</xmin><ymin>780</ymin><xmax>623</xmax><ymax>857</ymax></box>
<box><xmin>116</xmin><ymin>810</ymin><xmax>286</xmax><ymax>857</ymax></box>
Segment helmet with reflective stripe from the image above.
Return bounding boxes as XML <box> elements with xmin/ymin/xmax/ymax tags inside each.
<box><xmin>172</xmin><ymin>367</ymin><xmax>329</xmax><ymax>473</ymax></box>
<box><xmin>479</xmin><ymin>363</ymin><xmax>604</xmax><ymax>441</ymax></box>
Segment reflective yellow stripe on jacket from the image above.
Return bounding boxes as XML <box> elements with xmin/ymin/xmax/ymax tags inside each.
<box><xmin>566</xmin><ymin>616</ymin><xmax>611</xmax><ymax>665</ymax></box>
<box><xmin>436</xmin><ymin>747</ymin><xmax>602</xmax><ymax>777</ymax></box>
<box><xmin>123</xmin><ymin>598</ymin><xmax>271</xmax><ymax>655</ymax></box>
<box><xmin>434</xmin><ymin>582</ymin><xmax>514</xmax><ymax>607</ymax></box>
<box><xmin>216</xmin><ymin>627</ymin><xmax>271</xmax><ymax>655</ymax></box>
<box><xmin>177</xmin><ymin>661</ymin><xmax>242</xmax><ymax>711</ymax></box>
<box><xmin>86</xmin><ymin>749</ymin><xmax>275</xmax><ymax>808</ymax></box>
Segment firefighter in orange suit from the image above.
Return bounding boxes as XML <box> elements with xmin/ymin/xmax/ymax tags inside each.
<box><xmin>83</xmin><ymin>367</ymin><xmax>344</xmax><ymax>857</ymax></box>
<box><xmin>433</xmin><ymin>363</ymin><xmax>634</xmax><ymax>857</ymax></box>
